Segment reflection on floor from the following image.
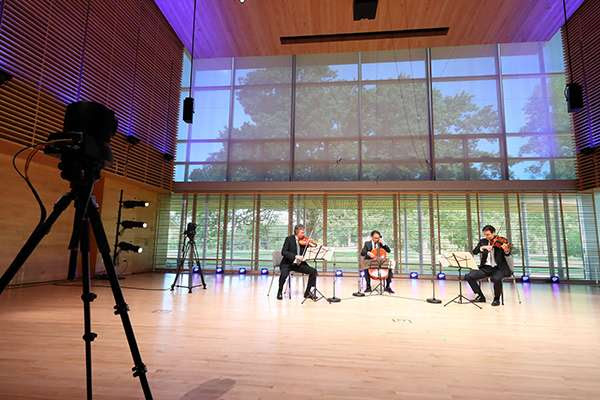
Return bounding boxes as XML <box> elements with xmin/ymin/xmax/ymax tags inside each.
<box><xmin>1</xmin><ymin>272</ymin><xmax>600</xmax><ymax>400</ymax></box>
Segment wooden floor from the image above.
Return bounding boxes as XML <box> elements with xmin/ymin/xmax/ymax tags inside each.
<box><xmin>1</xmin><ymin>272</ymin><xmax>600</xmax><ymax>400</ymax></box>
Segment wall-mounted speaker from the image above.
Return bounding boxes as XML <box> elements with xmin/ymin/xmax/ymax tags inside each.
<box><xmin>566</xmin><ymin>82</ymin><xmax>584</xmax><ymax>113</ymax></box>
<box><xmin>353</xmin><ymin>0</ymin><xmax>378</xmax><ymax>21</ymax></box>
<box><xmin>183</xmin><ymin>97</ymin><xmax>194</xmax><ymax>123</ymax></box>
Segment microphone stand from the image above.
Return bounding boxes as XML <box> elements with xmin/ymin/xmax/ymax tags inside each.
<box><xmin>427</xmin><ymin>255</ymin><xmax>442</xmax><ymax>304</ymax></box>
<box><xmin>327</xmin><ymin>249</ymin><xmax>341</xmax><ymax>303</ymax></box>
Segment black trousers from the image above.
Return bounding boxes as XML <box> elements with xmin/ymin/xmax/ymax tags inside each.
<box><xmin>364</xmin><ymin>267</ymin><xmax>393</xmax><ymax>288</ymax></box>
<box><xmin>278</xmin><ymin>262</ymin><xmax>317</xmax><ymax>295</ymax></box>
<box><xmin>464</xmin><ymin>266</ymin><xmax>504</xmax><ymax>300</ymax></box>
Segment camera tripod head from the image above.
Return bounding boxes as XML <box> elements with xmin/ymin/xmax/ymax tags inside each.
<box><xmin>183</xmin><ymin>222</ymin><xmax>197</xmax><ymax>240</ymax></box>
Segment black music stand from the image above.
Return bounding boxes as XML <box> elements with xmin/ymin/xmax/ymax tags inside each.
<box><xmin>443</xmin><ymin>252</ymin><xmax>482</xmax><ymax>309</ymax></box>
<box><xmin>301</xmin><ymin>245</ymin><xmax>329</xmax><ymax>304</ymax></box>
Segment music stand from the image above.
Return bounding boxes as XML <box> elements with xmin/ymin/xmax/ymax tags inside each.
<box><xmin>442</xmin><ymin>252</ymin><xmax>482</xmax><ymax>309</ymax></box>
<box><xmin>301</xmin><ymin>245</ymin><xmax>331</xmax><ymax>304</ymax></box>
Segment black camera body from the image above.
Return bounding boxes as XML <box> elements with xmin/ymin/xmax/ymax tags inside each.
<box><xmin>184</xmin><ymin>222</ymin><xmax>197</xmax><ymax>239</ymax></box>
<box><xmin>44</xmin><ymin>102</ymin><xmax>117</xmax><ymax>184</ymax></box>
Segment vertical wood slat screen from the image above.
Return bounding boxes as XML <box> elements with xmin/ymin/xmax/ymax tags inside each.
<box><xmin>563</xmin><ymin>0</ymin><xmax>600</xmax><ymax>190</ymax></box>
<box><xmin>0</xmin><ymin>0</ymin><xmax>183</xmax><ymax>190</ymax></box>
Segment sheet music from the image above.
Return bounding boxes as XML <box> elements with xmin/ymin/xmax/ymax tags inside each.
<box><xmin>305</xmin><ymin>245</ymin><xmax>333</xmax><ymax>261</ymax></box>
<box><xmin>441</xmin><ymin>251</ymin><xmax>478</xmax><ymax>269</ymax></box>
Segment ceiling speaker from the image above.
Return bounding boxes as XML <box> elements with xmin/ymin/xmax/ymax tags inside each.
<box><xmin>565</xmin><ymin>83</ymin><xmax>584</xmax><ymax>113</ymax></box>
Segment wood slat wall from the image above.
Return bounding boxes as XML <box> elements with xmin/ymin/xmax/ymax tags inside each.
<box><xmin>0</xmin><ymin>0</ymin><xmax>183</xmax><ymax>190</ymax></box>
<box><xmin>563</xmin><ymin>0</ymin><xmax>600</xmax><ymax>190</ymax></box>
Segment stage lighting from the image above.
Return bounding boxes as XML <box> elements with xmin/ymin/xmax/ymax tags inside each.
<box><xmin>437</xmin><ymin>272</ymin><xmax>446</xmax><ymax>280</ymax></box>
<box><xmin>120</xmin><ymin>220</ymin><xmax>147</xmax><ymax>229</ymax></box>
<box><xmin>0</xmin><ymin>69</ymin><xmax>12</xmax><ymax>86</ymax></box>
<box><xmin>521</xmin><ymin>274</ymin><xmax>530</xmax><ymax>283</ymax></box>
<box><xmin>359</xmin><ymin>270</ymin><xmax>366</xmax><ymax>277</ymax></box>
<box><xmin>260</xmin><ymin>268</ymin><xmax>269</xmax><ymax>275</ymax></box>
<box><xmin>239</xmin><ymin>0</ymin><xmax>246</xmax><ymax>3</ymax></box>
<box><xmin>163</xmin><ymin>153</ymin><xmax>174</xmax><ymax>162</ymax></box>
<box><xmin>117</xmin><ymin>242</ymin><xmax>143</xmax><ymax>253</ymax></box>
<box><xmin>335</xmin><ymin>269</ymin><xmax>343</xmax><ymax>277</ymax></box>
<box><xmin>125</xmin><ymin>135</ymin><xmax>140</xmax><ymax>145</ymax></box>
<box><xmin>409</xmin><ymin>272</ymin><xmax>419</xmax><ymax>279</ymax></box>
<box><xmin>551</xmin><ymin>275</ymin><xmax>560</xmax><ymax>284</ymax></box>
<box><xmin>192</xmin><ymin>265</ymin><xmax>200</xmax><ymax>273</ymax></box>
<box><xmin>216</xmin><ymin>267</ymin><xmax>224</xmax><ymax>274</ymax></box>
<box><xmin>239</xmin><ymin>267</ymin><xmax>247</xmax><ymax>275</ymax></box>
<box><xmin>122</xmin><ymin>200</ymin><xmax>150</xmax><ymax>208</ymax></box>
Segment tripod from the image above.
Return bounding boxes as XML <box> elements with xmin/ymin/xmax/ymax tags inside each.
<box><xmin>170</xmin><ymin>234</ymin><xmax>206</xmax><ymax>293</ymax></box>
<box><xmin>0</xmin><ymin>179</ymin><xmax>153</xmax><ymax>399</ymax></box>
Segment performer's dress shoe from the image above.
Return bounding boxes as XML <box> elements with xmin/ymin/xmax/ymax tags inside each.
<box><xmin>384</xmin><ymin>286</ymin><xmax>395</xmax><ymax>294</ymax></box>
<box><xmin>472</xmin><ymin>295</ymin><xmax>486</xmax><ymax>303</ymax></box>
<box><xmin>364</xmin><ymin>286</ymin><xmax>372</xmax><ymax>293</ymax></box>
<box><xmin>276</xmin><ymin>291</ymin><xmax>283</xmax><ymax>300</ymax></box>
<box><xmin>491</xmin><ymin>299</ymin><xmax>501</xmax><ymax>306</ymax></box>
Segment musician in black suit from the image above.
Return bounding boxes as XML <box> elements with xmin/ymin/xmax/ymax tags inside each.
<box><xmin>277</xmin><ymin>224</ymin><xmax>318</xmax><ymax>301</ymax></box>
<box><xmin>465</xmin><ymin>225</ymin><xmax>512</xmax><ymax>306</ymax></box>
<box><xmin>360</xmin><ymin>230</ymin><xmax>394</xmax><ymax>294</ymax></box>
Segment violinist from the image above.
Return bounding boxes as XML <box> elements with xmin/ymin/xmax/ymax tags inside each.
<box><xmin>360</xmin><ymin>230</ymin><xmax>394</xmax><ymax>294</ymax></box>
<box><xmin>277</xmin><ymin>224</ymin><xmax>319</xmax><ymax>301</ymax></box>
<box><xmin>465</xmin><ymin>225</ymin><xmax>512</xmax><ymax>306</ymax></box>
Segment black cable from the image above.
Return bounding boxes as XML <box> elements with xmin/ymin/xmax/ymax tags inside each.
<box><xmin>12</xmin><ymin>144</ymin><xmax>47</xmax><ymax>224</ymax></box>
<box><xmin>188</xmin><ymin>0</ymin><xmax>198</xmax><ymax>97</ymax></box>
<box><xmin>562</xmin><ymin>0</ymin><xmax>574</xmax><ymax>83</ymax></box>
<box><xmin>54</xmin><ymin>282</ymin><xmax>170</xmax><ymax>291</ymax></box>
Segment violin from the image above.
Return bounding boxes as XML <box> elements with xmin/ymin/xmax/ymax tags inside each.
<box><xmin>489</xmin><ymin>235</ymin><xmax>512</xmax><ymax>252</ymax></box>
<box><xmin>298</xmin><ymin>236</ymin><xmax>318</xmax><ymax>247</ymax></box>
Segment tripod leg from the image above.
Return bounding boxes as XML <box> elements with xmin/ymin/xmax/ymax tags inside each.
<box><xmin>79</xmin><ymin>218</ymin><xmax>97</xmax><ymax>400</ymax></box>
<box><xmin>0</xmin><ymin>191</ymin><xmax>75</xmax><ymax>294</ymax></box>
<box><xmin>192</xmin><ymin>243</ymin><xmax>206</xmax><ymax>289</ymax></box>
<box><xmin>86</xmin><ymin>202</ymin><xmax>153</xmax><ymax>400</ymax></box>
<box><xmin>171</xmin><ymin>239</ymin><xmax>187</xmax><ymax>291</ymax></box>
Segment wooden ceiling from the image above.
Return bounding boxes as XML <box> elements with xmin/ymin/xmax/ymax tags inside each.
<box><xmin>155</xmin><ymin>0</ymin><xmax>584</xmax><ymax>58</ymax></box>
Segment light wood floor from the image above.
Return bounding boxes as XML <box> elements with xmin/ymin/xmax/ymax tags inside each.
<box><xmin>1</xmin><ymin>273</ymin><xmax>599</xmax><ymax>400</ymax></box>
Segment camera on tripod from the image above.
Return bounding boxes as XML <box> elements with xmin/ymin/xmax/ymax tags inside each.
<box><xmin>184</xmin><ymin>222</ymin><xmax>197</xmax><ymax>240</ymax></box>
<box><xmin>44</xmin><ymin>102</ymin><xmax>117</xmax><ymax>183</ymax></box>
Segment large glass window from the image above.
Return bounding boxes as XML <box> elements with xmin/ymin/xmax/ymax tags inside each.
<box><xmin>174</xmin><ymin>33</ymin><xmax>575</xmax><ymax>183</ymax></box>
<box><xmin>155</xmin><ymin>192</ymin><xmax>600</xmax><ymax>282</ymax></box>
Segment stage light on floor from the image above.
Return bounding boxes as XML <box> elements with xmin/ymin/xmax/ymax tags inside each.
<box><xmin>335</xmin><ymin>269</ymin><xmax>343</xmax><ymax>277</ymax></box>
<box><xmin>521</xmin><ymin>274</ymin><xmax>530</xmax><ymax>283</ymax></box>
<box><xmin>359</xmin><ymin>270</ymin><xmax>366</xmax><ymax>277</ymax></box>
<box><xmin>239</xmin><ymin>267</ymin><xmax>247</xmax><ymax>275</ymax></box>
<box><xmin>192</xmin><ymin>265</ymin><xmax>200</xmax><ymax>273</ymax></box>
<box><xmin>551</xmin><ymin>275</ymin><xmax>560</xmax><ymax>284</ymax></box>
<box><xmin>437</xmin><ymin>272</ymin><xmax>446</xmax><ymax>280</ymax></box>
<box><xmin>216</xmin><ymin>267</ymin><xmax>224</xmax><ymax>274</ymax></box>
<box><xmin>410</xmin><ymin>271</ymin><xmax>419</xmax><ymax>279</ymax></box>
<box><xmin>260</xmin><ymin>268</ymin><xmax>269</xmax><ymax>275</ymax></box>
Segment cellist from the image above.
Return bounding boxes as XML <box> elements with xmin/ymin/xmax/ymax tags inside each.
<box><xmin>360</xmin><ymin>230</ymin><xmax>394</xmax><ymax>293</ymax></box>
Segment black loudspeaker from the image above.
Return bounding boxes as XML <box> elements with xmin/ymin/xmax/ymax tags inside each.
<box><xmin>183</xmin><ymin>96</ymin><xmax>194</xmax><ymax>123</ymax></box>
<box><xmin>0</xmin><ymin>69</ymin><xmax>12</xmax><ymax>86</ymax></box>
<box><xmin>353</xmin><ymin>0</ymin><xmax>378</xmax><ymax>21</ymax></box>
<box><xmin>566</xmin><ymin>83</ymin><xmax>584</xmax><ymax>113</ymax></box>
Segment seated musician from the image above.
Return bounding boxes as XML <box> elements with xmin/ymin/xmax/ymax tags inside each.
<box><xmin>277</xmin><ymin>224</ymin><xmax>318</xmax><ymax>301</ymax></box>
<box><xmin>465</xmin><ymin>225</ymin><xmax>512</xmax><ymax>306</ymax></box>
<box><xmin>360</xmin><ymin>230</ymin><xmax>394</xmax><ymax>294</ymax></box>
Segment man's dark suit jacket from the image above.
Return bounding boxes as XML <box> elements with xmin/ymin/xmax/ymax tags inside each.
<box><xmin>360</xmin><ymin>241</ymin><xmax>392</xmax><ymax>260</ymax></box>
<box><xmin>280</xmin><ymin>235</ymin><xmax>308</xmax><ymax>268</ymax></box>
<box><xmin>472</xmin><ymin>238</ymin><xmax>512</xmax><ymax>277</ymax></box>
